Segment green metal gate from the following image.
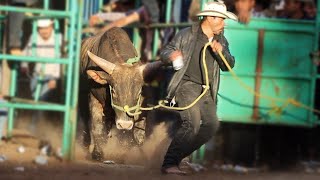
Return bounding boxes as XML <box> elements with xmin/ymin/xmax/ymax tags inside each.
<box><xmin>219</xmin><ymin>16</ymin><xmax>320</xmax><ymax>127</ymax></box>
<box><xmin>0</xmin><ymin>0</ymin><xmax>83</xmax><ymax>160</ymax></box>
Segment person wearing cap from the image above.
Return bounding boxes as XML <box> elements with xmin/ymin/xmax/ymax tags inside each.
<box><xmin>159</xmin><ymin>1</ymin><xmax>237</xmax><ymax>175</ymax></box>
<box><xmin>21</xmin><ymin>19</ymin><xmax>62</xmax><ymax>101</ymax></box>
<box><xmin>21</xmin><ymin>19</ymin><xmax>62</xmax><ymax>132</ymax></box>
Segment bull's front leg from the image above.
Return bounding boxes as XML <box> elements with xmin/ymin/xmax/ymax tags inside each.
<box><xmin>89</xmin><ymin>93</ymin><xmax>112</xmax><ymax>161</ymax></box>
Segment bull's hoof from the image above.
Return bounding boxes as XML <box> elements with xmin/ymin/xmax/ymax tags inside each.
<box><xmin>92</xmin><ymin>150</ymin><xmax>104</xmax><ymax>161</ymax></box>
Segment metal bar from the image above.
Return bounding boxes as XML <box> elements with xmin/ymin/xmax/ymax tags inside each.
<box><xmin>0</xmin><ymin>55</ymin><xmax>70</xmax><ymax>64</ymax></box>
<box><xmin>7</xmin><ymin>63</ymin><xmax>17</xmax><ymax>138</ymax></box>
<box><xmin>44</xmin><ymin>0</ymin><xmax>50</xmax><ymax>10</ymax></box>
<box><xmin>221</xmin><ymin>118</ymin><xmax>314</xmax><ymax>128</ymax></box>
<box><xmin>99</xmin><ymin>0</ymin><xmax>104</xmax><ymax>11</ymax></box>
<box><xmin>127</xmin><ymin>22</ymin><xmax>316</xmax><ymax>35</ymax></box>
<box><xmin>54</xmin><ymin>19</ymin><xmax>61</xmax><ymax>58</ymax></box>
<box><xmin>0</xmin><ymin>15</ymin><xmax>5</xmax><ymax>20</ymax></box>
<box><xmin>252</xmin><ymin>30</ymin><xmax>264</xmax><ymax>120</ymax></box>
<box><xmin>309</xmin><ymin>1</ymin><xmax>320</xmax><ymax>126</ymax></box>
<box><xmin>32</xmin><ymin>21</ymin><xmax>42</xmax><ymax>101</ymax></box>
<box><xmin>152</xmin><ymin>28</ymin><xmax>159</xmax><ymax>60</ymax></box>
<box><xmin>200</xmin><ymin>0</ymin><xmax>205</xmax><ymax>10</ymax></box>
<box><xmin>132</xmin><ymin>0</ymin><xmax>141</xmax><ymax>48</ymax></box>
<box><xmin>1</xmin><ymin>10</ymin><xmax>8</xmax><ymax>95</ymax></box>
<box><xmin>69</xmin><ymin>0</ymin><xmax>84</xmax><ymax>161</ymax></box>
<box><xmin>0</xmin><ymin>103</ymin><xmax>66</xmax><ymax>112</ymax></box>
<box><xmin>132</xmin><ymin>28</ymin><xmax>140</xmax><ymax>50</ymax></box>
<box><xmin>0</xmin><ymin>6</ymin><xmax>71</xmax><ymax>17</ymax></box>
<box><xmin>0</xmin><ymin>18</ymin><xmax>2</xmax><ymax>52</ymax></box>
<box><xmin>62</xmin><ymin>0</ymin><xmax>78</xmax><ymax>160</ymax></box>
<box><xmin>165</xmin><ymin>0</ymin><xmax>172</xmax><ymax>23</ymax></box>
<box><xmin>31</xmin><ymin>21</ymin><xmax>37</xmax><ymax>56</ymax></box>
<box><xmin>221</xmin><ymin>72</ymin><xmax>314</xmax><ymax>80</ymax></box>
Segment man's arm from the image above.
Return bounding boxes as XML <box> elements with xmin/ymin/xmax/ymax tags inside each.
<box><xmin>213</xmin><ymin>35</ymin><xmax>235</xmax><ymax>71</ymax></box>
<box><xmin>20</xmin><ymin>38</ymin><xmax>32</xmax><ymax>74</ymax></box>
<box><xmin>160</xmin><ymin>30</ymin><xmax>184</xmax><ymax>65</ymax></box>
<box><xmin>235</xmin><ymin>0</ymin><xmax>255</xmax><ymax>24</ymax></box>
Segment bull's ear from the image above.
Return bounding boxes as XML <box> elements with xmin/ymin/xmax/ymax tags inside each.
<box><xmin>140</xmin><ymin>61</ymin><xmax>163</xmax><ymax>82</ymax></box>
<box><xmin>87</xmin><ymin>70</ymin><xmax>108</xmax><ymax>84</ymax></box>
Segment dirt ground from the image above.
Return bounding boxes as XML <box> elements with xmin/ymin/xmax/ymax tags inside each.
<box><xmin>1</xmin><ymin>112</ymin><xmax>320</xmax><ymax>180</ymax></box>
<box><xmin>1</xmin><ymin>138</ymin><xmax>320</xmax><ymax>180</ymax></box>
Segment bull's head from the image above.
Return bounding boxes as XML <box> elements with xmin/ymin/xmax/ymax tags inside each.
<box><xmin>86</xmin><ymin>51</ymin><xmax>162</xmax><ymax>130</ymax></box>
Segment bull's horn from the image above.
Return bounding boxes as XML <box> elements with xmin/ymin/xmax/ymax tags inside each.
<box><xmin>87</xmin><ymin>51</ymin><xmax>116</xmax><ymax>75</ymax></box>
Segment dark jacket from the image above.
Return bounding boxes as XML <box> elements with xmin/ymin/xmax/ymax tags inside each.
<box><xmin>160</xmin><ymin>22</ymin><xmax>235</xmax><ymax>103</ymax></box>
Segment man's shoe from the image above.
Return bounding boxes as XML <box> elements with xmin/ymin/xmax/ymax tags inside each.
<box><xmin>161</xmin><ymin>166</ymin><xmax>187</xmax><ymax>175</ymax></box>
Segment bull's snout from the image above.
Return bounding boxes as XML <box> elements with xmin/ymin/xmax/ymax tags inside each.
<box><xmin>116</xmin><ymin>120</ymin><xmax>134</xmax><ymax>130</ymax></box>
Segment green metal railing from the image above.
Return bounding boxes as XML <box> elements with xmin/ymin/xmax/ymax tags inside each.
<box><xmin>0</xmin><ymin>0</ymin><xmax>83</xmax><ymax>160</ymax></box>
<box><xmin>0</xmin><ymin>15</ymin><xmax>4</xmax><ymax>53</ymax></box>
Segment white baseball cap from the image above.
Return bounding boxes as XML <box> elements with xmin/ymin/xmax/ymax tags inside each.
<box><xmin>37</xmin><ymin>19</ymin><xmax>53</xmax><ymax>28</ymax></box>
<box><xmin>196</xmin><ymin>2</ymin><xmax>238</xmax><ymax>21</ymax></box>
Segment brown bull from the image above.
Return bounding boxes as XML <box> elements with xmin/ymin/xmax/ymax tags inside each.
<box><xmin>79</xmin><ymin>27</ymin><xmax>162</xmax><ymax>161</ymax></box>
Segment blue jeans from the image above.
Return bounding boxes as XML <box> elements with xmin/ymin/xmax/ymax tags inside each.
<box><xmin>162</xmin><ymin>81</ymin><xmax>220</xmax><ymax>168</ymax></box>
<box><xmin>29</xmin><ymin>75</ymin><xmax>60</xmax><ymax>132</ymax></box>
<box><xmin>30</xmin><ymin>75</ymin><xmax>58</xmax><ymax>101</ymax></box>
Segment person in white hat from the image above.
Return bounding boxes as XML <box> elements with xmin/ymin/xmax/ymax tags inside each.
<box><xmin>21</xmin><ymin>18</ymin><xmax>62</xmax><ymax>131</ymax></box>
<box><xmin>36</xmin><ymin>19</ymin><xmax>54</xmax><ymax>40</ymax></box>
<box><xmin>159</xmin><ymin>1</ymin><xmax>237</xmax><ymax>175</ymax></box>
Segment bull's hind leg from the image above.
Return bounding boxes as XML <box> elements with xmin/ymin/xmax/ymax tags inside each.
<box><xmin>89</xmin><ymin>94</ymin><xmax>112</xmax><ymax>161</ymax></box>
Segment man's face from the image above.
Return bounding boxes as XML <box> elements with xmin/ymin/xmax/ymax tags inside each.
<box><xmin>208</xmin><ymin>16</ymin><xmax>225</xmax><ymax>35</ymax></box>
<box><xmin>38</xmin><ymin>25</ymin><xmax>53</xmax><ymax>40</ymax></box>
<box><xmin>284</xmin><ymin>0</ymin><xmax>300</xmax><ymax>13</ymax></box>
<box><xmin>304</xmin><ymin>2</ymin><xmax>317</xmax><ymax>18</ymax></box>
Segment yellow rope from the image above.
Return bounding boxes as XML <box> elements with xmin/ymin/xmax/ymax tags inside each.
<box><xmin>140</xmin><ymin>42</ymin><xmax>212</xmax><ymax>111</ymax></box>
<box><xmin>217</xmin><ymin>51</ymin><xmax>320</xmax><ymax>115</ymax></box>
<box><xmin>112</xmin><ymin>41</ymin><xmax>320</xmax><ymax>116</ymax></box>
